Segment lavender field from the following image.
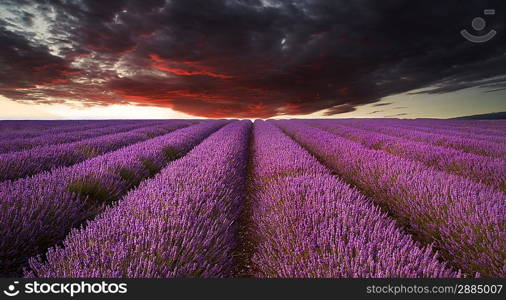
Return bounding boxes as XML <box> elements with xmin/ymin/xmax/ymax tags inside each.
<box><xmin>0</xmin><ymin>119</ymin><xmax>504</xmax><ymax>278</ymax></box>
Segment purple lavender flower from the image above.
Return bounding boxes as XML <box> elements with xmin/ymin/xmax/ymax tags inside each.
<box><xmin>0</xmin><ymin>121</ymin><xmax>193</xmax><ymax>181</ymax></box>
<box><xmin>0</xmin><ymin>120</ymin><xmax>226</xmax><ymax>276</ymax></box>
<box><xmin>306</xmin><ymin>121</ymin><xmax>506</xmax><ymax>192</ymax></box>
<box><xmin>249</xmin><ymin>121</ymin><xmax>457</xmax><ymax>278</ymax></box>
<box><xmin>0</xmin><ymin>120</ymin><xmax>169</xmax><ymax>154</ymax></box>
<box><xmin>275</xmin><ymin>120</ymin><xmax>505</xmax><ymax>277</ymax></box>
<box><xmin>26</xmin><ymin>121</ymin><xmax>249</xmax><ymax>278</ymax></box>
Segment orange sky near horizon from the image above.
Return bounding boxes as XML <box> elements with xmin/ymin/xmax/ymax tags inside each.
<box><xmin>2</xmin><ymin>86</ymin><xmax>505</xmax><ymax>120</ymax></box>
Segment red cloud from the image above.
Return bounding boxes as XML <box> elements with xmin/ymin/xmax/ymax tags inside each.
<box><xmin>149</xmin><ymin>54</ymin><xmax>234</xmax><ymax>79</ymax></box>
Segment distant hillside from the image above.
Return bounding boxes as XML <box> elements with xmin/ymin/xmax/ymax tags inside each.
<box><xmin>452</xmin><ymin>112</ymin><xmax>506</xmax><ymax>120</ymax></box>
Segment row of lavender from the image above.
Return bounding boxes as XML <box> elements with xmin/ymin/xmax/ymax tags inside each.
<box><xmin>362</xmin><ymin>118</ymin><xmax>506</xmax><ymax>132</ymax></box>
<box><xmin>328</xmin><ymin>119</ymin><xmax>506</xmax><ymax>160</ymax></box>
<box><xmin>27</xmin><ymin>121</ymin><xmax>250</xmax><ymax>277</ymax></box>
<box><xmin>22</xmin><ymin>122</ymin><xmax>458</xmax><ymax>277</ymax></box>
<box><xmin>0</xmin><ymin>120</ymin><xmax>193</xmax><ymax>181</ymax></box>
<box><xmin>0</xmin><ymin>120</ymin><xmax>77</xmax><ymax>132</ymax></box>
<box><xmin>305</xmin><ymin>121</ymin><xmax>506</xmax><ymax>192</ymax></box>
<box><xmin>0</xmin><ymin>120</ymin><xmax>227</xmax><ymax>276</ymax></box>
<box><xmin>390</xmin><ymin>123</ymin><xmax>506</xmax><ymax>144</ymax></box>
<box><xmin>275</xmin><ymin>120</ymin><xmax>505</xmax><ymax>277</ymax></box>
<box><xmin>0</xmin><ymin>119</ymin><xmax>503</xmax><ymax>278</ymax></box>
<box><xmin>349</xmin><ymin>119</ymin><xmax>506</xmax><ymax>139</ymax></box>
<box><xmin>0</xmin><ymin>120</ymin><xmax>159</xmax><ymax>145</ymax></box>
<box><xmin>24</xmin><ymin>121</ymin><xmax>458</xmax><ymax>278</ymax></box>
<box><xmin>0</xmin><ymin>120</ymin><xmax>170</xmax><ymax>154</ymax></box>
<box><xmin>248</xmin><ymin>121</ymin><xmax>457</xmax><ymax>277</ymax></box>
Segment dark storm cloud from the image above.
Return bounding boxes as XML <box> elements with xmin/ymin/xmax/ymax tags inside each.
<box><xmin>368</xmin><ymin>110</ymin><xmax>383</xmax><ymax>114</ymax></box>
<box><xmin>0</xmin><ymin>0</ymin><xmax>505</xmax><ymax>117</ymax></box>
<box><xmin>0</xmin><ymin>25</ymin><xmax>77</xmax><ymax>90</ymax></box>
<box><xmin>385</xmin><ymin>113</ymin><xmax>408</xmax><ymax>117</ymax></box>
<box><xmin>372</xmin><ymin>103</ymin><xmax>392</xmax><ymax>107</ymax></box>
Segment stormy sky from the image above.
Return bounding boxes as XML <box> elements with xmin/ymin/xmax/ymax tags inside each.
<box><xmin>0</xmin><ymin>0</ymin><xmax>505</xmax><ymax>118</ymax></box>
